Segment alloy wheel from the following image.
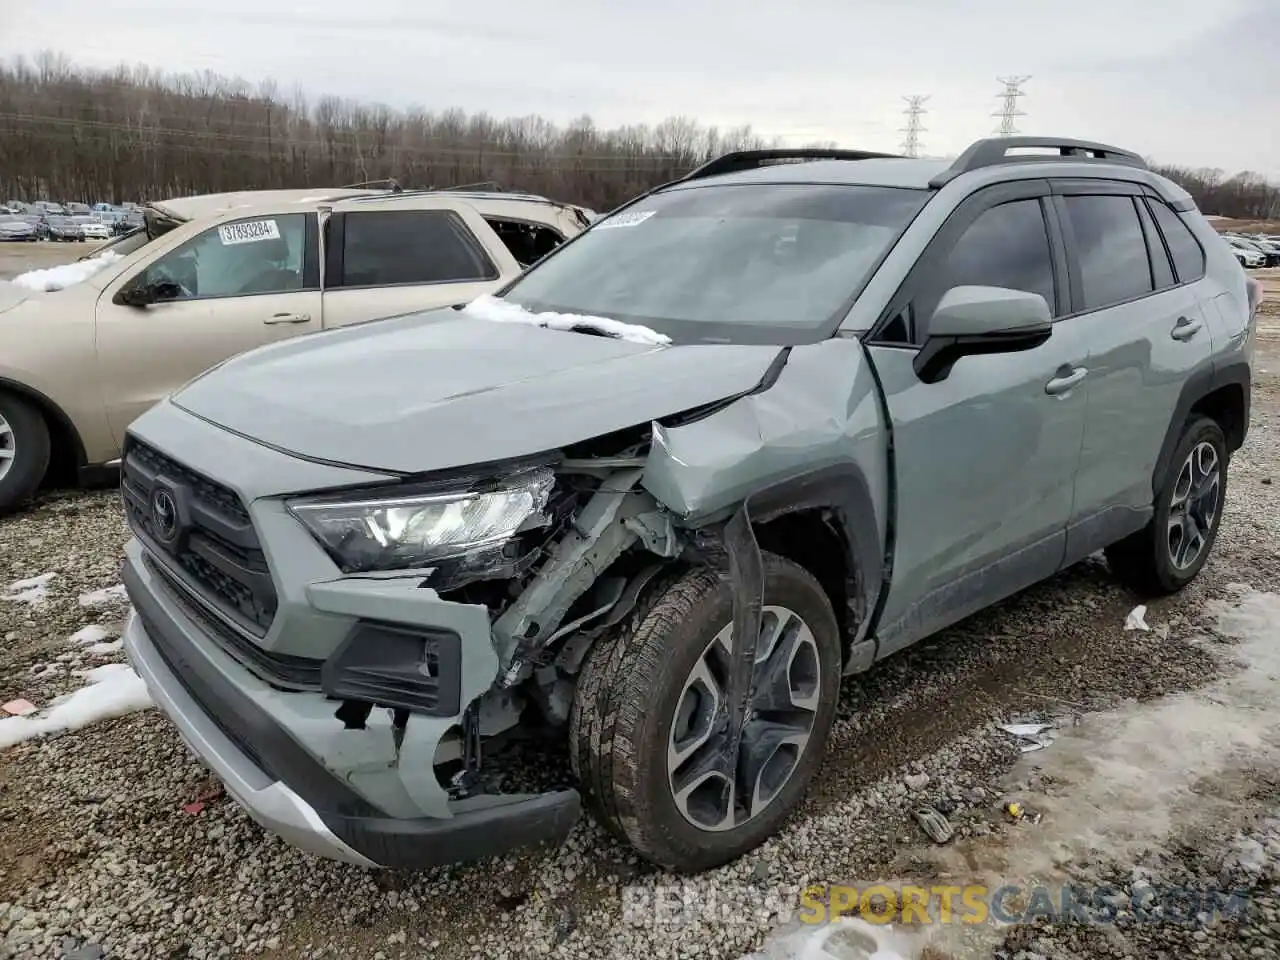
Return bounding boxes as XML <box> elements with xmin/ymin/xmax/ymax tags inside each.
<box><xmin>666</xmin><ymin>604</ymin><xmax>822</xmax><ymax>832</ymax></box>
<box><xmin>0</xmin><ymin>412</ymin><xmax>14</xmax><ymax>483</ymax></box>
<box><xmin>1167</xmin><ymin>440</ymin><xmax>1221</xmax><ymax>570</ymax></box>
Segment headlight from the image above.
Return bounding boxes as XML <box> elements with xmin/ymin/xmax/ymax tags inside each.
<box><xmin>288</xmin><ymin>468</ymin><xmax>555</xmax><ymax>574</ymax></box>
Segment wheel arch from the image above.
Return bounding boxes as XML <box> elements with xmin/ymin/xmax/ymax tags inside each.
<box><xmin>0</xmin><ymin>376</ymin><xmax>87</xmax><ymax>484</ymax></box>
<box><xmin>713</xmin><ymin>463</ymin><xmax>887</xmax><ymax>674</ymax></box>
<box><xmin>1153</xmin><ymin>361</ymin><xmax>1250</xmax><ymax>494</ymax></box>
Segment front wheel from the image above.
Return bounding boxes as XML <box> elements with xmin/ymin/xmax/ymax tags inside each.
<box><xmin>0</xmin><ymin>393</ymin><xmax>51</xmax><ymax>514</ymax></box>
<box><xmin>570</xmin><ymin>554</ymin><xmax>841</xmax><ymax>872</ymax></box>
<box><xmin>1105</xmin><ymin>414</ymin><xmax>1227</xmax><ymax>594</ymax></box>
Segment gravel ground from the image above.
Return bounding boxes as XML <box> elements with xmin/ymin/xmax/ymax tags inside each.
<box><xmin>0</xmin><ymin>249</ymin><xmax>1278</xmax><ymax>959</ymax></box>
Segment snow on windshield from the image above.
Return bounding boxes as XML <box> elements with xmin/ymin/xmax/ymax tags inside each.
<box><xmin>9</xmin><ymin>250</ymin><xmax>124</xmax><ymax>293</ymax></box>
<box><xmin>461</xmin><ymin>293</ymin><xmax>670</xmax><ymax>346</ymax></box>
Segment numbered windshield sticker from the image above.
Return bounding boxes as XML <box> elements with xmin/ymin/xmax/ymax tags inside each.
<box><xmin>218</xmin><ymin>219</ymin><xmax>281</xmax><ymax>245</ymax></box>
<box><xmin>595</xmin><ymin>210</ymin><xmax>656</xmax><ymax>230</ymax></box>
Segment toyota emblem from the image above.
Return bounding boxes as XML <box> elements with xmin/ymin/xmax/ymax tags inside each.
<box><xmin>150</xmin><ymin>488</ymin><xmax>179</xmax><ymax>542</ymax></box>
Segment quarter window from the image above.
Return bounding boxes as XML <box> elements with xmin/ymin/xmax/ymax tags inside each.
<box><xmin>137</xmin><ymin>214</ymin><xmax>310</xmax><ymax>300</ymax></box>
<box><xmin>913</xmin><ymin>198</ymin><xmax>1058</xmax><ymax>333</ymax></box>
<box><xmin>1146</xmin><ymin>199</ymin><xmax>1206</xmax><ymax>284</ymax></box>
<box><xmin>340</xmin><ymin>211</ymin><xmax>497</xmax><ymax>286</ymax></box>
<box><xmin>1062</xmin><ymin>195</ymin><xmax>1153</xmax><ymax>311</ymax></box>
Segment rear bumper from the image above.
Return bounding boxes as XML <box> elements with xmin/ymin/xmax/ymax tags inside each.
<box><xmin>123</xmin><ymin>554</ymin><xmax>581</xmax><ymax>869</ymax></box>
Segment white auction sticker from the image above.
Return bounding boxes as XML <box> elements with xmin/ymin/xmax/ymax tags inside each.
<box><xmin>595</xmin><ymin>210</ymin><xmax>656</xmax><ymax>229</ymax></box>
<box><xmin>218</xmin><ymin>219</ymin><xmax>281</xmax><ymax>245</ymax></box>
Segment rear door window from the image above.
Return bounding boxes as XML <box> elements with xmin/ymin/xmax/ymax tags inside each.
<box><xmin>1135</xmin><ymin>200</ymin><xmax>1175</xmax><ymax>291</ymax></box>
<box><xmin>338</xmin><ymin>211</ymin><xmax>498</xmax><ymax>287</ymax></box>
<box><xmin>1062</xmin><ymin>195</ymin><xmax>1153</xmax><ymax>311</ymax></box>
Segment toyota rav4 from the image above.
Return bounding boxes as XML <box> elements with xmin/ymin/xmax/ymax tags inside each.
<box><xmin>121</xmin><ymin>138</ymin><xmax>1258</xmax><ymax>874</ymax></box>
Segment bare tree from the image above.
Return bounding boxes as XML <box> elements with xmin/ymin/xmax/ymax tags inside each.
<box><xmin>0</xmin><ymin>55</ymin><xmax>789</xmax><ymax>209</ymax></box>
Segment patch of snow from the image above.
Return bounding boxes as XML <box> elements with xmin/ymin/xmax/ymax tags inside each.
<box><xmin>85</xmin><ymin>640</ymin><xmax>124</xmax><ymax>656</ymax></box>
<box><xmin>901</xmin><ymin>585</ymin><xmax>1280</xmax><ymax>956</ymax></box>
<box><xmin>10</xmin><ymin>250</ymin><xmax>123</xmax><ymax>292</ymax></box>
<box><xmin>3</xmin><ymin>572</ymin><xmax>56</xmax><ymax>605</ymax></box>
<box><xmin>461</xmin><ymin>293</ymin><xmax>671</xmax><ymax>346</ymax></box>
<box><xmin>0</xmin><ymin>663</ymin><xmax>152</xmax><ymax>750</ymax></box>
<box><xmin>747</xmin><ymin>916</ymin><xmax>923</xmax><ymax>960</ymax></box>
<box><xmin>69</xmin><ymin>624</ymin><xmax>112</xmax><ymax>646</ymax></box>
<box><xmin>78</xmin><ymin>584</ymin><xmax>128</xmax><ymax>607</ymax></box>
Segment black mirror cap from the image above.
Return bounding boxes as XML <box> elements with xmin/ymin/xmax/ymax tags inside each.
<box><xmin>913</xmin><ymin>323</ymin><xmax>1053</xmax><ymax>385</ymax></box>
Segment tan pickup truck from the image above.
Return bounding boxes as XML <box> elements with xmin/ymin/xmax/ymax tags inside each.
<box><xmin>0</xmin><ymin>187</ymin><xmax>590</xmax><ymax>510</ymax></box>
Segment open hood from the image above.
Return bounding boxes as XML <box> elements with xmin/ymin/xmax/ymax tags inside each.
<box><xmin>171</xmin><ymin>308</ymin><xmax>782</xmax><ymax>475</ymax></box>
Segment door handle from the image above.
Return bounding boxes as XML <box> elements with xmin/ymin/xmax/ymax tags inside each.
<box><xmin>1045</xmin><ymin>366</ymin><xmax>1087</xmax><ymax>395</ymax></box>
<box><xmin>1170</xmin><ymin>316</ymin><xmax>1202</xmax><ymax>341</ymax></box>
<box><xmin>264</xmin><ymin>312</ymin><xmax>311</xmax><ymax>325</ymax></box>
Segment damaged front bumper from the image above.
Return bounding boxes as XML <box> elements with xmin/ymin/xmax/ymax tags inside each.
<box><xmin>123</xmin><ymin>541</ymin><xmax>581</xmax><ymax>868</ymax></box>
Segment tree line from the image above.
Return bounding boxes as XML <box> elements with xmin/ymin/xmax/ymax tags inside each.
<box><xmin>1</xmin><ymin>53</ymin><xmax>1276</xmax><ymax>220</ymax></box>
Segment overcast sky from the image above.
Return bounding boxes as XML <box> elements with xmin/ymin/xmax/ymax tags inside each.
<box><xmin>1</xmin><ymin>0</ymin><xmax>1275</xmax><ymax>177</ymax></box>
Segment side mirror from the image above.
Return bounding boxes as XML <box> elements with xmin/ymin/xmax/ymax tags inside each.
<box><xmin>913</xmin><ymin>285</ymin><xmax>1053</xmax><ymax>384</ymax></box>
<box><xmin>117</xmin><ymin>279</ymin><xmax>183</xmax><ymax>307</ymax></box>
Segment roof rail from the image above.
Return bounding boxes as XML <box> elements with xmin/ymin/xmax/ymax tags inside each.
<box><xmin>339</xmin><ymin>178</ymin><xmax>403</xmax><ymax>193</ymax></box>
<box><xmin>437</xmin><ymin>181</ymin><xmax>505</xmax><ymax>193</ymax></box>
<box><xmin>929</xmin><ymin>137</ymin><xmax>1147</xmax><ymax>188</ymax></box>
<box><xmin>680</xmin><ymin>147</ymin><xmax>905</xmax><ymax>183</ymax></box>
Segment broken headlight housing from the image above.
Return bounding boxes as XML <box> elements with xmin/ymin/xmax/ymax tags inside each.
<box><xmin>288</xmin><ymin>468</ymin><xmax>555</xmax><ymax>574</ymax></box>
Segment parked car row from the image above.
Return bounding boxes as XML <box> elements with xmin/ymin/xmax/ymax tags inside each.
<box><xmin>0</xmin><ymin>139</ymin><xmax>1261</xmax><ymax>878</ymax></box>
<box><xmin>1221</xmin><ymin>231</ymin><xmax>1280</xmax><ymax>268</ymax></box>
<box><xmin>1</xmin><ymin>199</ymin><xmax>146</xmax><ymax>241</ymax></box>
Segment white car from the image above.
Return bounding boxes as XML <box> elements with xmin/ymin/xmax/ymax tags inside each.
<box><xmin>76</xmin><ymin>217</ymin><xmax>112</xmax><ymax>241</ymax></box>
<box><xmin>1225</xmin><ymin>236</ymin><xmax>1265</xmax><ymax>268</ymax></box>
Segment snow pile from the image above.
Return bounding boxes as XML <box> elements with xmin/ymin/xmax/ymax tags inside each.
<box><xmin>78</xmin><ymin>584</ymin><xmax>129</xmax><ymax>607</ymax></box>
<box><xmin>10</xmin><ymin>250</ymin><xmax>123</xmax><ymax>292</ymax></box>
<box><xmin>69</xmin><ymin>624</ymin><xmax>112</xmax><ymax>645</ymax></box>
<box><xmin>2</xmin><ymin>572</ymin><xmax>56</xmax><ymax>605</ymax></box>
<box><xmin>0</xmin><ymin>663</ymin><xmax>152</xmax><ymax>750</ymax></box>
<box><xmin>461</xmin><ymin>294</ymin><xmax>671</xmax><ymax>346</ymax></box>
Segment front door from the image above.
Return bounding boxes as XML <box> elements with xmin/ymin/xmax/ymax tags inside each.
<box><xmin>96</xmin><ymin>212</ymin><xmax>320</xmax><ymax>442</ymax></box>
<box><xmin>864</xmin><ymin>183</ymin><xmax>1089</xmax><ymax>655</ymax></box>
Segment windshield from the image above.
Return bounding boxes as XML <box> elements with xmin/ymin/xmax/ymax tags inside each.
<box><xmin>502</xmin><ymin>182</ymin><xmax>929</xmax><ymax>345</ymax></box>
<box><xmin>87</xmin><ymin>227</ymin><xmax>152</xmax><ymax>258</ymax></box>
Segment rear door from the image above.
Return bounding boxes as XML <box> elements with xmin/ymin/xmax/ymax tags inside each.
<box><xmin>1050</xmin><ymin>182</ymin><xmax>1216</xmax><ymax>562</ymax></box>
<box><xmin>95</xmin><ymin>211</ymin><xmax>321</xmax><ymax>443</ymax></box>
<box><xmin>864</xmin><ymin>181</ymin><xmax>1090</xmax><ymax>655</ymax></box>
<box><xmin>321</xmin><ymin>199</ymin><xmax>522</xmax><ymax>328</ymax></box>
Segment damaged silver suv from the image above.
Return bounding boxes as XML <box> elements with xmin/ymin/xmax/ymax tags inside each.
<box><xmin>122</xmin><ymin>138</ymin><xmax>1258</xmax><ymax>874</ymax></box>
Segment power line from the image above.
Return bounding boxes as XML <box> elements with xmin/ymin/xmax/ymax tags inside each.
<box><xmin>899</xmin><ymin>95</ymin><xmax>930</xmax><ymax>158</ymax></box>
<box><xmin>993</xmin><ymin>76</ymin><xmax>1030</xmax><ymax>137</ymax></box>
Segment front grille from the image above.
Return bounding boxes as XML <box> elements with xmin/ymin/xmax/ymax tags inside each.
<box><xmin>145</xmin><ymin>555</ymin><xmax>322</xmax><ymax>690</ymax></box>
<box><xmin>122</xmin><ymin>439</ymin><xmax>278</xmax><ymax>636</ymax></box>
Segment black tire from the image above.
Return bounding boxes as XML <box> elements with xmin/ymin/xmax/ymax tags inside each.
<box><xmin>0</xmin><ymin>392</ymin><xmax>52</xmax><ymax>514</ymax></box>
<box><xmin>570</xmin><ymin>553</ymin><xmax>841</xmax><ymax>872</ymax></box>
<box><xmin>1105</xmin><ymin>415</ymin><xmax>1228</xmax><ymax>595</ymax></box>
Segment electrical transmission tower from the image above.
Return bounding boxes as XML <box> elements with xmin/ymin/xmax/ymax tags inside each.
<box><xmin>900</xmin><ymin>95</ymin><xmax>930</xmax><ymax>158</ymax></box>
<box><xmin>993</xmin><ymin>76</ymin><xmax>1031</xmax><ymax>136</ymax></box>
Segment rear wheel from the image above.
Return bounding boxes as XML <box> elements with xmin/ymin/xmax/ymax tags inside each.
<box><xmin>0</xmin><ymin>393</ymin><xmax>51</xmax><ymax>514</ymax></box>
<box><xmin>1105</xmin><ymin>415</ymin><xmax>1227</xmax><ymax>594</ymax></box>
<box><xmin>570</xmin><ymin>554</ymin><xmax>841</xmax><ymax>872</ymax></box>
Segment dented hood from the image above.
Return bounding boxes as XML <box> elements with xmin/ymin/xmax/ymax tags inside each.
<box><xmin>171</xmin><ymin>308</ymin><xmax>781</xmax><ymax>474</ymax></box>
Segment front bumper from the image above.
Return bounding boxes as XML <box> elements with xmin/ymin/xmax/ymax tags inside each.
<box><xmin>123</xmin><ymin>550</ymin><xmax>581</xmax><ymax>868</ymax></box>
